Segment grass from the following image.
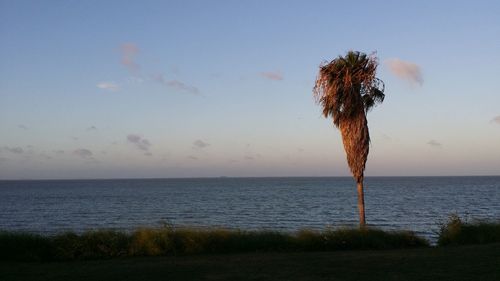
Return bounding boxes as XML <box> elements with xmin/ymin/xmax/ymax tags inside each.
<box><xmin>1</xmin><ymin>219</ymin><xmax>499</xmax><ymax>280</ymax></box>
<box><xmin>0</xmin><ymin>227</ymin><xmax>428</xmax><ymax>261</ymax></box>
<box><xmin>1</xmin><ymin>243</ymin><xmax>498</xmax><ymax>281</ymax></box>
<box><xmin>438</xmin><ymin>214</ymin><xmax>500</xmax><ymax>246</ymax></box>
<box><xmin>2</xmin><ymin>216</ymin><xmax>499</xmax><ymax>262</ymax></box>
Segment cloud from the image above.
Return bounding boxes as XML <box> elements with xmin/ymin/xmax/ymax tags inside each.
<box><xmin>427</xmin><ymin>140</ymin><xmax>442</xmax><ymax>148</ymax></box>
<box><xmin>144</xmin><ymin>152</ymin><xmax>152</xmax><ymax>157</ymax></box>
<box><xmin>73</xmin><ymin>148</ymin><xmax>93</xmax><ymax>158</ymax></box>
<box><xmin>244</xmin><ymin>155</ymin><xmax>254</xmax><ymax>160</ymax></box>
<box><xmin>18</xmin><ymin>124</ymin><xmax>27</xmax><ymax>130</ymax></box>
<box><xmin>260</xmin><ymin>71</ymin><xmax>283</xmax><ymax>81</ymax></box>
<box><xmin>120</xmin><ymin>43</ymin><xmax>140</xmax><ymax>73</ymax></box>
<box><xmin>53</xmin><ymin>150</ymin><xmax>65</xmax><ymax>155</ymax></box>
<box><xmin>4</xmin><ymin>146</ymin><xmax>24</xmax><ymax>154</ymax></box>
<box><xmin>97</xmin><ymin>81</ymin><xmax>119</xmax><ymax>91</ymax></box>
<box><xmin>193</xmin><ymin>139</ymin><xmax>210</xmax><ymax>149</ymax></box>
<box><xmin>491</xmin><ymin>115</ymin><xmax>500</xmax><ymax>124</ymax></box>
<box><xmin>86</xmin><ymin>126</ymin><xmax>97</xmax><ymax>131</ymax></box>
<box><xmin>188</xmin><ymin>155</ymin><xmax>198</xmax><ymax>160</ymax></box>
<box><xmin>167</xmin><ymin>80</ymin><xmax>200</xmax><ymax>94</ymax></box>
<box><xmin>127</xmin><ymin>134</ymin><xmax>152</xmax><ymax>151</ymax></box>
<box><xmin>386</xmin><ymin>58</ymin><xmax>423</xmax><ymax>86</ymax></box>
<box><xmin>153</xmin><ymin>74</ymin><xmax>200</xmax><ymax>95</ymax></box>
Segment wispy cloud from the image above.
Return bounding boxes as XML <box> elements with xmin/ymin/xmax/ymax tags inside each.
<box><xmin>127</xmin><ymin>134</ymin><xmax>152</xmax><ymax>152</ymax></box>
<box><xmin>386</xmin><ymin>58</ymin><xmax>423</xmax><ymax>86</ymax></box>
<box><xmin>193</xmin><ymin>139</ymin><xmax>210</xmax><ymax>149</ymax></box>
<box><xmin>167</xmin><ymin>80</ymin><xmax>200</xmax><ymax>94</ymax></box>
<box><xmin>18</xmin><ymin>124</ymin><xmax>28</xmax><ymax>130</ymax></box>
<box><xmin>118</xmin><ymin>45</ymin><xmax>200</xmax><ymax>95</ymax></box>
<box><xmin>53</xmin><ymin>150</ymin><xmax>65</xmax><ymax>155</ymax></box>
<box><xmin>427</xmin><ymin>140</ymin><xmax>442</xmax><ymax>148</ymax></box>
<box><xmin>86</xmin><ymin>125</ymin><xmax>97</xmax><ymax>131</ymax></box>
<box><xmin>120</xmin><ymin>43</ymin><xmax>140</xmax><ymax>73</ymax></box>
<box><xmin>188</xmin><ymin>155</ymin><xmax>198</xmax><ymax>160</ymax></box>
<box><xmin>73</xmin><ymin>148</ymin><xmax>93</xmax><ymax>158</ymax></box>
<box><xmin>244</xmin><ymin>155</ymin><xmax>254</xmax><ymax>160</ymax></box>
<box><xmin>153</xmin><ymin>74</ymin><xmax>200</xmax><ymax>95</ymax></box>
<box><xmin>490</xmin><ymin>115</ymin><xmax>500</xmax><ymax>124</ymax></box>
<box><xmin>4</xmin><ymin>146</ymin><xmax>24</xmax><ymax>154</ymax></box>
<box><xmin>97</xmin><ymin>81</ymin><xmax>119</xmax><ymax>91</ymax></box>
<box><xmin>260</xmin><ymin>71</ymin><xmax>283</xmax><ymax>81</ymax></box>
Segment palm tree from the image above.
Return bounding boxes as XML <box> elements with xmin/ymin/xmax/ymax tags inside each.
<box><xmin>313</xmin><ymin>51</ymin><xmax>385</xmax><ymax>227</ymax></box>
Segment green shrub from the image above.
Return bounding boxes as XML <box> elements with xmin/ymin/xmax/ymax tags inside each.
<box><xmin>438</xmin><ymin>215</ymin><xmax>500</xmax><ymax>246</ymax></box>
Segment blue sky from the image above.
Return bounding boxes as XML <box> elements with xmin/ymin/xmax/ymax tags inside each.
<box><xmin>1</xmin><ymin>0</ymin><xmax>499</xmax><ymax>179</ymax></box>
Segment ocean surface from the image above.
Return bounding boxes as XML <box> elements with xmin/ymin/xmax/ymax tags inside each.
<box><xmin>0</xmin><ymin>176</ymin><xmax>499</xmax><ymax>243</ymax></box>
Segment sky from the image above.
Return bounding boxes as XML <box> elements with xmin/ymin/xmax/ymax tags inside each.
<box><xmin>1</xmin><ymin>0</ymin><xmax>500</xmax><ymax>179</ymax></box>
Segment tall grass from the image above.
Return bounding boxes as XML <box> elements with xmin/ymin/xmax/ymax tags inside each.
<box><xmin>0</xmin><ymin>227</ymin><xmax>428</xmax><ymax>261</ymax></box>
<box><xmin>437</xmin><ymin>215</ymin><xmax>500</xmax><ymax>246</ymax></box>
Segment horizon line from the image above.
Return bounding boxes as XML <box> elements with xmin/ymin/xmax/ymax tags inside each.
<box><xmin>1</xmin><ymin>175</ymin><xmax>499</xmax><ymax>181</ymax></box>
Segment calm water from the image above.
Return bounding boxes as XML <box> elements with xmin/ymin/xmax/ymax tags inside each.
<box><xmin>0</xmin><ymin>177</ymin><xmax>499</xmax><ymax>242</ymax></box>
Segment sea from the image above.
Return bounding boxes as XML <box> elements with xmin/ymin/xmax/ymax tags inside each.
<box><xmin>0</xmin><ymin>176</ymin><xmax>499</xmax><ymax>243</ymax></box>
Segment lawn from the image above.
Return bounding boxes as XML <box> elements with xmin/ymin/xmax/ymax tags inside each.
<box><xmin>1</xmin><ymin>243</ymin><xmax>498</xmax><ymax>281</ymax></box>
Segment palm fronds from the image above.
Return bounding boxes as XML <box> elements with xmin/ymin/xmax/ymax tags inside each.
<box><xmin>313</xmin><ymin>51</ymin><xmax>384</xmax><ymax>127</ymax></box>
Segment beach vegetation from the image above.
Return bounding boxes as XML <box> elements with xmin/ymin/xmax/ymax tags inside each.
<box><xmin>0</xmin><ymin>227</ymin><xmax>426</xmax><ymax>261</ymax></box>
<box><xmin>437</xmin><ymin>215</ymin><xmax>500</xmax><ymax>246</ymax></box>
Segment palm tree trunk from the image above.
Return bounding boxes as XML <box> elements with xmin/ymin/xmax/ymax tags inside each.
<box><xmin>357</xmin><ymin>179</ymin><xmax>366</xmax><ymax>227</ymax></box>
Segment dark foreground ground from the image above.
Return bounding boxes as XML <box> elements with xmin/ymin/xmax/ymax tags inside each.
<box><xmin>1</xmin><ymin>243</ymin><xmax>499</xmax><ymax>281</ymax></box>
